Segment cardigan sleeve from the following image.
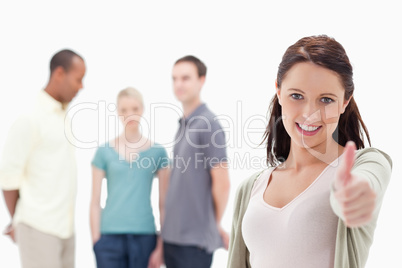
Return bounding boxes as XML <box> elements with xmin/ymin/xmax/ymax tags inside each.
<box><xmin>330</xmin><ymin>147</ymin><xmax>392</xmax><ymax>268</ymax></box>
<box><xmin>330</xmin><ymin>147</ymin><xmax>392</xmax><ymax>221</ymax></box>
<box><xmin>227</xmin><ymin>171</ymin><xmax>263</xmax><ymax>268</ymax></box>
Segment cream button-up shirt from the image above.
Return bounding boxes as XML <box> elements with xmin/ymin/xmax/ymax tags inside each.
<box><xmin>0</xmin><ymin>90</ymin><xmax>77</xmax><ymax>239</ymax></box>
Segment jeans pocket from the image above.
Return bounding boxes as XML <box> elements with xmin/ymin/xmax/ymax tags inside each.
<box><xmin>93</xmin><ymin>235</ymin><xmax>102</xmax><ymax>250</ymax></box>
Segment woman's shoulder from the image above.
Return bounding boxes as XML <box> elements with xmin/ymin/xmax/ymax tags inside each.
<box><xmin>355</xmin><ymin>147</ymin><xmax>392</xmax><ymax>169</ymax></box>
<box><xmin>147</xmin><ymin>141</ymin><xmax>167</xmax><ymax>151</ymax></box>
<box><xmin>95</xmin><ymin>142</ymin><xmax>111</xmax><ymax>151</ymax></box>
<box><xmin>236</xmin><ymin>169</ymin><xmax>268</xmax><ymax>198</ymax></box>
<box><xmin>103</xmin><ymin>139</ymin><xmax>117</xmax><ymax>148</ymax></box>
<box><xmin>143</xmin><ymin>141</ymin><xmax>169</xmax><ymax>158</ymax></box>
<box><xmin>149</xmin><ymin>141</ymin><xmax>163</xmax><ymax>148</ymax></box>
<box><xmin>231</xmin><ymin>169</ymin><xmax>269</xmax><ymax>220</ymax></box>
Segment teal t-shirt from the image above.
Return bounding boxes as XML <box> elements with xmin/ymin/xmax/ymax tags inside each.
<box><xmin>91</xmin><ymin>142</ymin><xmax>169</xmax><ymax>234</ymax></box>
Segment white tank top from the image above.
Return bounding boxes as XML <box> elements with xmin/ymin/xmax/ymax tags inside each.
<box><xmin>242</xmin><ymin>164</ymin><xmax>339</xmax><ymax>268</ymax></box>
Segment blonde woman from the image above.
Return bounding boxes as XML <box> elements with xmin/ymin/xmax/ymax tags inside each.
<box><xmin>90</xmin><ymin>87</ymin><xmax>169</xmax><ymax>268</ymax></box>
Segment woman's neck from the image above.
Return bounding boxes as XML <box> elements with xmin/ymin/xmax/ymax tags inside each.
<box><xmin>284</xmin><ymin>139</ymin><xmax>344</xmax><ymax>171</ymax></box>
<box><xmin>120</xmin><ymin>128</ymin><xmax>142</xmax><ymax>144</ymax></box>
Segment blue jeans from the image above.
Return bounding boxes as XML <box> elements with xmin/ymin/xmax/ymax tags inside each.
<box><xmin>163</xmin><ymin>242</ymin><xmax>213</xmax><ymax>268</ymax></box>
<box><xmin>93</xmin><ymin>234</ymin><xmax>157</xmax><ymax>268</ymax></box>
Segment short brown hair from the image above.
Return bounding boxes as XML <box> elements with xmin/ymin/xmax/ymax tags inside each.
<box><xmin>175</xmin><ymin>55</ymin><xmax>207</xmax><ymax>77</ymax></box>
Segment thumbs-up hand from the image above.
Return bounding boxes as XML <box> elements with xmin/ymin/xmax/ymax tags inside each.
<box><xmin>334</xmin><ymin>141</ymin><xmax>377</xmax><ymax>228</ymax></box>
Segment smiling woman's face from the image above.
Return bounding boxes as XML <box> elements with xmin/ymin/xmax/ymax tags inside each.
<box><xmin>277</xmin><ymin>61</ymin><xmax>350</xmax><ymax>151</ymax></box>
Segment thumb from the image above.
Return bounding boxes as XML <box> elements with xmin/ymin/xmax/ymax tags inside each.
<box><xmin>338</xmin><ymin>141</ymin><xmax>356</xmax><ymax>186</ymax></box>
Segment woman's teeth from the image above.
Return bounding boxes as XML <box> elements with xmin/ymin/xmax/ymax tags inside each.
<box><xmin>297</xmin><ymin>123</ymin><xmax>319</xmax><ymax>132</ymax></box>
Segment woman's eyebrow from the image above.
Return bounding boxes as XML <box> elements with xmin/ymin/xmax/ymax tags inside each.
<box><xmin>288</xmin><ymin>88</ymin><xmax>339</xmax><ymax>98</ymax></box>
<box><xmin>320</xmin><ymin>93</ymin><xmax>338</xmax><ymax>98</ymax></box>
<box><xmin>287</xmin><ymin>88</ymin><xmax>305</xmax><ymax>93</ymax></box>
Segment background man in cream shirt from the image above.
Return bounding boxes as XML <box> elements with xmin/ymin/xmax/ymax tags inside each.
<box><xmin>0</xmin><ymin>49</ymin><xmax>86</xmax><ymax>268</ymax></box>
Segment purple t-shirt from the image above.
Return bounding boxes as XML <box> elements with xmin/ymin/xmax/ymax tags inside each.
<box><xmin>161</xmin><ymin>103</ymin><xmax>228</xmax><ymax>253</ymax></box>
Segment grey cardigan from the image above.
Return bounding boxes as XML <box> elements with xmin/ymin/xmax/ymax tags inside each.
<box><xmin>227</xmin><ymin>148</ymin><xmax>392</xmax><ymax>268</ymax></box>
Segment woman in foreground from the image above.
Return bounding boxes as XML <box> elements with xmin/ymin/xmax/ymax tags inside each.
<box><xmin>227</xmin><ymin>35</ymin><xmax>392</xmax><ymax>268</ymax></box>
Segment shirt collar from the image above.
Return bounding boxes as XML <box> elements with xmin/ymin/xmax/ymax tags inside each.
<box><xmin>38</xmin><ymin>90</ymin><xmax>67</xmax><ymax>113</ymax></box>
<box><xmin>179</xmin><ymin>103</ymin><xmax>207</xmax><ymax>125</ymax></box>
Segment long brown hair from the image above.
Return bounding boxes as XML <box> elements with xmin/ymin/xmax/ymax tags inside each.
<box><xmin>262</xmin><ymin>35</ymin><xmax>371</xmax><ymax>166</ymax></box>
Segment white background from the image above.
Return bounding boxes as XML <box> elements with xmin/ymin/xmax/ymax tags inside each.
<box><xmin>1</xmin><ymin>1</ymin><xmax>401</xmax><ymax>267</ymax></box>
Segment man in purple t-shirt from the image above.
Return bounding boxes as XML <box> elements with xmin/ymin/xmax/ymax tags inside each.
<box><xmin>161</xmin><ymin>56</ymin><xmax>230</xmax><ymax>268</ymax></box>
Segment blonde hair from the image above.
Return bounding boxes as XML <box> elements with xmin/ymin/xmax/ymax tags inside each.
<box><xmin>117</xmin><ymin>87</ymin><xmax>144</xmax><ymax>108</ymax></box>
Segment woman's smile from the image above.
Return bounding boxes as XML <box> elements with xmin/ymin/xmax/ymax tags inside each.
<box><xmin>295</xmin><ymin>122</ymin><xmax>322</xmax><ymax>136</ymax></box>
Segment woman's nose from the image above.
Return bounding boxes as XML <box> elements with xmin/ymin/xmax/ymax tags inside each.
<box><xmin>302</xmin><ymin>103</ymin><xmax>321</xmax><ymax>124</ymax></box>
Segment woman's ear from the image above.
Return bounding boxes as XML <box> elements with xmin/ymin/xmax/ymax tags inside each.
<box><xmin>275</xmin><ymin>80</ymin><xmax>281</xmax><ymax>105</ymax></box>
<box><xmin>341</xmin><ymin>95</ymin><xmax>352</xmax><ymax>114</ymax></box>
